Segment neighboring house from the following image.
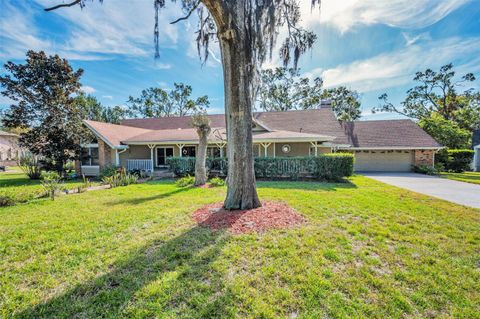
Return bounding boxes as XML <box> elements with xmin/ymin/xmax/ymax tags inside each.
<box><xmin>80</xmin><ymin>107</ymin><xmax>441</xmax><ymax>176</ymax></box>
<box><xmin>473</xmin><ymin>129</ymin><xmax>480</xmax><ymax>172</ymax></box>
<box><xmin>0</xmin><ymin>130</ymin><xmax>22</xmax><ymax>166</ymax></box>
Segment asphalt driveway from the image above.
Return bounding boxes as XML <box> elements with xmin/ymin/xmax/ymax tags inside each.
<box><xmin>362</xmin><ymin>172</ymin><xmax>480</xmax><ymax>209</ymax></box>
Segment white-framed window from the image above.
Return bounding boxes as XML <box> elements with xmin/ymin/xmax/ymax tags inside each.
<box><xmin>281</xmin><ymin>144</ymin><xmax>291</xmax><ymax>154</ymax></box>
<box><xmin>81</xmin><ymin>146</ymin><xmax>99</xmax><ymax>166</ymax></box>
<box><xmin>156</xmin><ymin>147</ymin><xmax>174</xmax><ymax>166</ymax></box>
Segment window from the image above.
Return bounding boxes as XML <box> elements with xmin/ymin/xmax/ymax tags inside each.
<box><xmin>182</xmin><ymin>146</ymin><xmax>196</xmax><ymax>157</ymax></box>
<box><xmin>81</xmin><ymin>146</ymin><xmax>99</xmax><ymax>166</ymax></box>
<box><xmin>157</xmin><ymin>147</ymin><xmax>174</xmax><ymax>166</ymax></box>
<box><xmin>282</xmin><ymin>144</ymin><xmax>291</xmax><ymax>154</ymax></box>
<box><xmin>207</xmin><ymin>147</ymin><xmax>221</xmax><ymax>158</ymax></box>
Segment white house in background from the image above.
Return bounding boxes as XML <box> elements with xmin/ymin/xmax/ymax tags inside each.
<box><xmin>0</xmin><ymin>130</ymin><xmax>23</xmax><ymax>166</ymax></box>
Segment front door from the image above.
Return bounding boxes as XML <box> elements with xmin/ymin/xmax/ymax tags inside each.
<box><xmin>156</xmin><ymin>147</ymin><xmax>174</xmax><ymax>166</ymax></box>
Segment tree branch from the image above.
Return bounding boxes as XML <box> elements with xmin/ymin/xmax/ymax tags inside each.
<box><xmin>170</xmin><ymin>1</ymin><xmax>201</xmax><ymax>24</ymax></box>
<box><xmin>44</xmin><ymin>0</ymin><xmax>82</xmax><ymax>11</ymax></box>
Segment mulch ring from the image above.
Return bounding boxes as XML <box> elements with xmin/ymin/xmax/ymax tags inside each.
<box><xmin>192</xmin><ymin>201</ymin><xmax>306</xmax><ymax>234</ymax></box>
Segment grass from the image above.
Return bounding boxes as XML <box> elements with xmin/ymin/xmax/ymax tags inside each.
<box><xmin>439</xmin><ymin>171</ymin><xmax>480</xmax><ymax>185</ymax></box>
<box><xmin>0</xmin><ymin>170</ymin><xmax>96</xmax><ymax>205</ymax></box>
<box><xmin>0</xmin><ymin>176</ymin><xmax>479</xmax><ymax>318</ymax></box>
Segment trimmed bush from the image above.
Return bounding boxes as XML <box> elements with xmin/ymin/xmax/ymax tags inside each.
<box><xmin>167</xmin><ymin>154</ymin><xmax>354</xmax><ymax>181</ymax></box>
<box><xmin>176</xmin><ymin>175</ymin><xmax>195</xmax><ymax>187</ymax></box>
<box><xmin>413</xmin><ymin>165</ymin><xmax>438</xmax><ymax>175</ymax></box>
<box><xmin>437</xmin><ymin>149</ymin><xmax>474</xmax><ymax>172</ymax></box>
<box><xmin>208</xmin><ymin>177</ymin><xmax>225</xmax><ymax>187</ymax></box>
<box><xmin>100</xmin><ymin>165</ymin><xmax>120</xmax><ymax>179</ymax></box>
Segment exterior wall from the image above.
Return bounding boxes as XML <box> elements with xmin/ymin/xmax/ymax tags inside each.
<box><xmin>119</xmin><ymin>145</ymin><xmax>151</xmax><ymax>167</ymax></box>
<box><xmin>98</xmin><ymin>139</ymin><xmax>113</xmax><ymax>168</ymax></box>
<box><xmin>414</xmin><ymin>150</ymin><xmax>435</xmax><ymax>167</ymax></box>
<box><xmin>0</xmin><ymin>134</ymin><xmax>22</xmax><ymax>166</ymax></box>
<box><xmin>473</xmin><ymin>146</ymin><xmax>480</xmax><ymax>172</ymax></box>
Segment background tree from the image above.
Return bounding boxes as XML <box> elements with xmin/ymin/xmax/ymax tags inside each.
<box><xmin>191</xmin><ymin>111</ymin><xmax>211</xmax><ymax>186</ymax></box>
<box><xmin>321</xmin><ymin>86</ymin><xmax>361</xmax><ymax>121</ymax></box>
<box><xmin>373</xmin><ymin>63</ymin><xmax>479</xmax><ymax>148</ymax></box>
<box><xmin>45</xmin><ymin>0</ymin><xmax>320</xmax><ymax>210</ymax></box>
<box><xmin>418</xmin><ymin>113</ymin><xmax>471</xmax><ymax>149</ymax></box>
<box><xmin>126</xmin><ymin>83</ymin><xmax>209</xmax><ymax>118</ymax></box>
<box><xmin>0</xmin><ymin>50</ymin><xmax>86</xmax><ymax>174</ymax></box>
<box><xmin>74</xmin><ymin>92</ymin><xmax>128</xmax><ymax>124</ymax></box>
<box><xmin>257</xmin><ymin>67</ymin><xmax>323</xmax><ymax>112</ymax></box>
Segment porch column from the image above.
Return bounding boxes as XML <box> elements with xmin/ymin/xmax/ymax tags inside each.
<box><xmin>148</xmin><ymin>144</ymin><xmax>155</xmax><ymax>172</ymax></box>
<box><xmin>115</xmin><ymin>149</ymin><xmax>120</xmax><ymax>166</ymax></box>
<box><xmin>273</xmin><ymin>142</ymin><xmax>276</xmax><ymax>158</ymax></box>
<box><xmin>215</xmin><ymin>142</ymin><xmax>226</xmax><ymax>157</ymax></box>
<box><xmin>310</xmin><ymin>141</ymin><xmax>318</xmax><ymax>157</ymax></box>
<box><xmin>176</xmin><ymin>144</ymin><xmax>185</xmax><ymax>157</ymax></box>
<box><xmin>260</xmin><ymin>142</ymin><xmax>271</xmax><ymax>157</ymax></box>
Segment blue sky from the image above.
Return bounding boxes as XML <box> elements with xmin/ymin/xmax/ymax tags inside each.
<box><xmin>1</xmin><ymin>0</ymin><xmax>479</xmax><ymax>119</ymax></box>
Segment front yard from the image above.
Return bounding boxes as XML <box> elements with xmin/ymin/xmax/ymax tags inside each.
<box><xmin>1</xmin><ymin>176</ymin><xmax>479</xmax><ymax>318</ymax></box>
<box><xmin>440</xmin><ymin>171</ymin><xmax>480</xmax><ymax>185</ymax></box>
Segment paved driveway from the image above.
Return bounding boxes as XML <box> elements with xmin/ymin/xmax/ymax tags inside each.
<box><xmin>362</xmin><ymin>172</ymin><xmax>480</xmax><ymax>209</ymax></box>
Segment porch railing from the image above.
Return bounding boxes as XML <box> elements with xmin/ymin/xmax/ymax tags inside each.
<box><xmin>127</xmin><ymin>159</ymin><xmax>153</xmax><ymax>172</ymax></box>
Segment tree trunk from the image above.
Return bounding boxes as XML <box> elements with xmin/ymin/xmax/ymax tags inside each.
<box><xmin>218</xmin><ymin>22</ymin><xmax>261</xmax><ymax>209</ymax></box>
<box><xmin>195</xmin><ymin>128</ymin><xmax>209</xmax><ymax>186</ymax></box>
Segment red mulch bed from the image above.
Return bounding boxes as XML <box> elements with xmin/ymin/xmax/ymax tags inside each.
<box><xmin>192</xmin><ymin>201</ymin><xmax>306</xmax><ymax>234</ymax></box>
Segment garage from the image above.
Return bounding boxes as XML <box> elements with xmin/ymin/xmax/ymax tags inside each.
<box><xmin>354</xmin><ymin>150</ymin><xmax>413</xmax><ymax>172</ymax></box>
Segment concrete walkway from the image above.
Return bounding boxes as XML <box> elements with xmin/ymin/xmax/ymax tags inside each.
<box><xmin>362</xmin><ymin>172</ymin><xmax>480</xmax><ymax>209</ymax></box>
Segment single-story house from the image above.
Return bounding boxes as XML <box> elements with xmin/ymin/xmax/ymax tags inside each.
<box><xmin>0</xmin><ymin>130</ymin><xmax>23</xmax><ymax>166</ymax></box>
<box><xmin>79</xmin><ymin>107</ymin><xmax>441</xmax><ymax>176</ymax></box>
<box><xmin>473</xmin><ymin>129</ymin><xmax>480</xmax><ymax>171</ymax></box>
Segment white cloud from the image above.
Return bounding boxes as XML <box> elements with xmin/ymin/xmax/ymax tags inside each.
<box><xmin>300</xmin><ymin>0</ymin><xmax>469</xmax><ymax>33</ymax></box>
<box><xmin>154</xmin><ymin>63</ymin><xmax>172</xmax><ymax>70</ymax></box>
<box><xmin>304</xmin><ymin>37</ymin><xmax>480</xmax><ymax>93</ymax></box>
<box><xmin>402</xmin><ymin>32</ymin><xmax>431</xmax><ymax>46</ymax></box>
<box><xmin>102</xmin><ymin>95</ymin><xmax>113</xmax><ymax>100</ymax></box>
<box><xmin>81</xmin><ymin>85</ymin><xmax>96</xmax><ymax>94</ymax></box>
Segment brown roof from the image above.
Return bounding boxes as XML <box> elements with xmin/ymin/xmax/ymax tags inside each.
<box><xmin>121</xmin><ymin>109</ymin><xmax>349</xmax><ymax>144</ymax></box>
<box><xmin>84</xmin><ymin>120</ymin><xmax>151</xmax><ymax>147</ymax></box>
<box><xmin>342</xmin><ymin>120</ymin><xmax>441</xmax><ymax>148</ymax></box>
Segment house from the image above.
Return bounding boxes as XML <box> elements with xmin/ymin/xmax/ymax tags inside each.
<box><xmin>0</xmin><ymin>130</ymin><xmax>22</xmax><ymax>167</ymax></box>
<box><xmin>79</xmin><ymin>107</ymin><xmax>441</xmax><ymax>176</ymax></box>
<box><xmin>473</xmin><ymin>129</ymin><xmax>480</xmax><ymax>171</ymax></box>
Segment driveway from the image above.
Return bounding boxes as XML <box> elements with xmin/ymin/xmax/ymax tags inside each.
<box><xmin>362</xmin><ymin>172</ymin><xmax>480</xmax><ymax>209</ymax></box>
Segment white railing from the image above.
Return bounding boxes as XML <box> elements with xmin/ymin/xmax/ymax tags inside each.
<box><xmin>127</xmin><ymin>159</ymin><xmax>153</xmax><ymax>172</ymax></box>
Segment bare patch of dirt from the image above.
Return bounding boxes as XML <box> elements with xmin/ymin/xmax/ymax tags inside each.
<box><xmin>192</xmin><ymin>201</ymin><xmax>306</xmax><ymax>234</ymax></box>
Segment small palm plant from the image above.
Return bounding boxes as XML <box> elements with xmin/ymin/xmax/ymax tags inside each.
<box><xmin>41</xmin><ymin>172</ymin><xmax>64</xmax><ymax>200</ymax></box>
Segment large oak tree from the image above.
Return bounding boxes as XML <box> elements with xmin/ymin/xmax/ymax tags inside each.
<box><xmin>45</xmin><ymin>0</ymin><xmax>320</xmax><ymax>209</ymax></box>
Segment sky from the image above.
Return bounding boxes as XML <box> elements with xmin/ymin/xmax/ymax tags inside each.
<box><xmin>1</xmin><ymin>0</ymin><xmax>479</xmax><ymax>119</ymax></box>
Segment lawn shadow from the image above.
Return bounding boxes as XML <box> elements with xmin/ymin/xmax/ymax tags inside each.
<box><xmin>108</xmin><ymin>186</ymin><xmax>191</xmax><ymax>206</ymax></box>
<box><xmin>257</xmin><ymin>179</ymin><xmax>357</xmax><ymax>191</ymax></box>
<box><xmin>15</xmin><ymin>226</ymin><xmax>234</xmax><ymax>319</ymax></box>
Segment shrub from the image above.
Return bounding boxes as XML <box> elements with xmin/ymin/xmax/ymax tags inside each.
<box><xmin>41</xmin><ymin>172</ymin><xmax>64</xmax><ymax>200</ymax></box>
<box><xmin>0</xmin><ymin>195</ymin><xmax>15</xmax><ymax>207</ymax></box>
<box><xmin>77</xmin><ymin>175</ymin><xmax>92</xmax><ymax>193</ymax></box>
<box><xmin>445</xmin><ymin>149</ymin><xmax>474</xmax><ymax>172</ymax></box>
<box><xmin>208</xmin><ymin>177</ymin><xmax>225</xmax><ymax>187</ymax></box>
<box><xmin>17</xmin><ymin>154</ymin><xmax>42</xmax><ymax>180</ymax></box>
<box><xmin>100</xmin><ymin>165</ymin><xmax>120</xmax><ymax>179</ymax></box>
<box><xmin>168</xmin><ymin>154</ymin><xmax>354</xmax><ymax>181</ymax></box>
<box><xmin>413</xmin><ymin>165</ymin><xmax>438</xmax><ymax>175</ymax></box>
<box><xmin>102</xmin><ymin>171</ymin><xmax>138</xmax><ymax>188</ymax></box>
<box><xmin>176</xmin><ymin>175</ymin><xmax>195</xmax><ymax>187</ymax></box>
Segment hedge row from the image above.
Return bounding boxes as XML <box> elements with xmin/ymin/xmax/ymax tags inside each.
<box><xmin>436</xmin><ymin>149</ymin><xmax>474</xmax><ymax>172</ymax></box>
<box><xmin>166</xmin><ymin>154</ymin><xmax>354</xmax><ymax>181</ymax></box>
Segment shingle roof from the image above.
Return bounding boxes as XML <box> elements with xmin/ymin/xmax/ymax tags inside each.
<box><xmin>121</xmin><ymin>109</ymin><xmax>349</xmax><ymax>144</ymax></box>
<box><xmin>342</xmin><ymin>120</ymin><xmax>441</xmax><ymax>148</ymax></box>
<box><xmin>84</xmin><ymin>120</ymin><xmax>151</xmax><ymax>147</ymax></box>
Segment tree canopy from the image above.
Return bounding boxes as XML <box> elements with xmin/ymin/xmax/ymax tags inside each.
<box><xmin>373</xmin><ymin>63</ymin><xmax>479</xmax><ymax>148</ymax></box>
<box><xmin>126</xmin><ymin>83</ymin><xmax>209</xmax><ymax>118</ymax></box>
<box><xmin>74</xmin><ymin>92</ymin><xmax>128</xmax><ymax>124</ymax></box>
<box><xmin>321</xmin><ymin>86</ymin><xmax>361</xmax><ymax>121</ymax></box>
<box><xmin>0</xmin><ymin>50</ymin><xmax>87</xmax><ymax>172</ymax></box>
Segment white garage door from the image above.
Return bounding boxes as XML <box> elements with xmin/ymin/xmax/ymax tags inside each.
<box><xmin>354</xmin><ymin>151</ymin><xmax>413</xmax><ymax>172</ymax></box>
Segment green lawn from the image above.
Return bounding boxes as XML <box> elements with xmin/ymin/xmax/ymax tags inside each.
<box><xmin>440</xmin><ymin>171</ymin><xmax>480</xmax><ymax>185</ymax></box>
<box><xmin>0</xmin><ymin>170</ymin><xmax>94</xmax><ymax>204</ymax></box>
<box><xmin>1</xmin><ymin>177</ymin><xmax>479</xmax><ymax>318</ymax></box>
